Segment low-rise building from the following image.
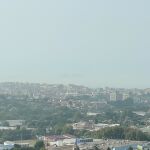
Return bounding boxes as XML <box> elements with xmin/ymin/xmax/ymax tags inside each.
<box><xmin>72</xmin><ymin>121</ymin><xmax>94</xmax><ymax>130</ymax></box>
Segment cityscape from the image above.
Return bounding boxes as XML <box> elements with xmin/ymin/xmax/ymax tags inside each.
<box><xmin>0</xmin><ymin>82</ymin><xmax>150</xmax><ymax>149</ymax></box>
<box><xmin>0</xmin><ymin>0</ymin><xmax>150</xmax><ymax>149</ymax></box>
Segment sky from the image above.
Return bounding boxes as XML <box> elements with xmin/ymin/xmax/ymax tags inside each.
<box><xmin>0</xmin><ymin>0</ymin><xmax>150</xmax><ymax>88</ymax></box>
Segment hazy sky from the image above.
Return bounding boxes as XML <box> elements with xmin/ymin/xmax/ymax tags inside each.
<box><xmin>0</xmin><ymin>0</ymin><xmax>150</xmax><ymax>88</ymax></box>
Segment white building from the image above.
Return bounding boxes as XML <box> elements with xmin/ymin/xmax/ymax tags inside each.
<box><xmin>110</xmin><ymin>92</ymin><xmax>117</xmax><ymax>101</ymax></box>
<box><xmin>122</xmin><ymin>93</ymin><xmax>129</xmax><ymax>100</ymax></box>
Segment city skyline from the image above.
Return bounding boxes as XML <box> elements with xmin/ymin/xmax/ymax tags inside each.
<box><xmin>0</xmin><ymin>0</ymin><xmax>150</xmax><ymax>88</ymax></box>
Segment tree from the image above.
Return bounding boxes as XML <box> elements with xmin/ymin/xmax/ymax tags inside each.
<box><xmin>128</xmin><ymin>146</ymin><xmax>133</xmax><ymax>150</ymax></box>
<box><xmin>2</xmin><ymin>121</ymin><xmax>9</xmax><ymax>126</ymax></box>
<box><xmin>34</xmin><ymin>141</ymin><xmax>45</xmax><ymax>150</ymax></box>
<box><xmin>73</xmin><ymin>144</ymin><xmax>80</xmax><ymax>150</ymax></box>
<box><xmin>107</xmin><ymin>147</ymin><xmax>111</xmax><ymax>150</ymax></box>
<box><xmin>93</xmin><ymin>145</ymin><xmax>100</xmax><ymax>150</ymax></box>
<box><xmin>94</xmin><ymin>118</ymin><xmax>98</xmax><ymax>124</ymax></box>
<box><xmin>62</xmin><ymin>125</ymin><xmax>74</xmax><ymax>134</ymax></box>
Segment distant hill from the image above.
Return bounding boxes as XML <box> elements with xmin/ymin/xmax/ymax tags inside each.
<box><xmin>0</xmin><ymin>82</ymin><xmax>94</xmax><ymax>98</ymax></box>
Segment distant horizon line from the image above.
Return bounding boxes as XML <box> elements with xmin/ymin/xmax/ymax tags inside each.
<box><xmin>0</xmin><ymin>81</ymin><xmax>149</xmax><ymax>89</ymax></box>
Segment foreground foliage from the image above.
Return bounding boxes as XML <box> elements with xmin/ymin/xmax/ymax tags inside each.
<box><xmin>86</xmin><ymin>126</ymin><xmax>150</xmax><ymax>141</ymax></box>
<box><xmin>11</xmin><ymin>141</ymin><xmax>45</xmax><ymax>150</ymax></box>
